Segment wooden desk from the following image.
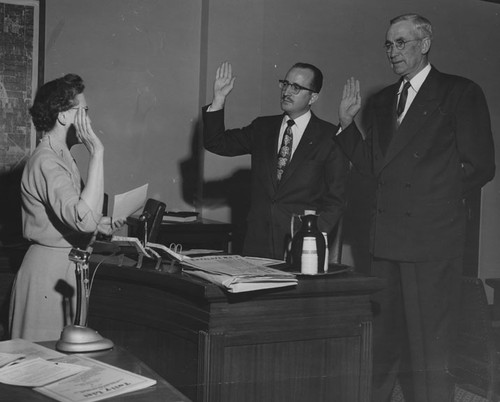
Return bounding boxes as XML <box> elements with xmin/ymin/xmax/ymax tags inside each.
<box><xmin>127</xmin><ymin>218</ymin><xmax>233</xmax><ymax>252</ymax></box>
<box><xmin>0</xmin><ymin>342</ymin><xmax>191</xmax><ymax>401</ymax></box>
<box><xmin>87</xmin><ymin>257</ymin><xmax>383</xmax><ymax>402</ymax></box>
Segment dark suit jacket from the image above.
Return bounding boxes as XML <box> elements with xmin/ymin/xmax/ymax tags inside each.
<box><xmin>203</xmin><ymin>106</ymin><xmax>349</xmax><ymax>259</ymax></box>
<box><xmin>336</xmin><ymin>66</ymin><xmax>495</xmax><ymax>262</ymax></box>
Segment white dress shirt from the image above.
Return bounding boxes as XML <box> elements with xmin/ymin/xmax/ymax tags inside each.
<box><xmin>397</xmin><ymin>63</ymin><xmax>431</xmax><ymax>124</ymax></box>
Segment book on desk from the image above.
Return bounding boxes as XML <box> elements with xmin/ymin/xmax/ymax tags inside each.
<box><xmin>162</xmin><ymin>211</ymin><xmax>199</xmax><ymax>223</ymax></box>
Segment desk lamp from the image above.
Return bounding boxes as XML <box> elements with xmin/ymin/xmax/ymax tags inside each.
<box><xmin>56</xmin><ymin>247</ymin><xmax>114</xmax><ymax>353</ymax></box>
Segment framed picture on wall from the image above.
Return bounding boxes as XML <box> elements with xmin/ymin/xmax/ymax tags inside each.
<box><xmin>0</xmin><ymin>0</ymin><xmax>44</xmax><ymax>173</ymax></box>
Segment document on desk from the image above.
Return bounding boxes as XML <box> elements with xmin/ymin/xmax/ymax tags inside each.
<box><xmin>0</xmin><ymin>352</ymin><xmax>25</xmax><ymax>368</ymax></box>
<box><xmin>112</xmin><ymin>183</ymin><xmax>148</xmax><ymax>220</ymax></box>
<box><xmin>0</xmin><ymin>357</ymin><xmax>90</xmax><ymax>387</ymax></box>
<box><xmin>0</xmin><ymin>339</ymin><xmax>156</xmax><ymax>401</ymax></box>
<box><xmin>111</xmin><ymin>235</ymin><xmax>156</xmax><ymax>259</ymax></box>
<box><xmin>35</xmin><ymin>354</ymin><xmax>156</xmax><ymax>402</ymax></box>
<box><xmin>0</xmin><ymin>339</ymin><xmax>89</xmax><ymax>387</ymax></box>
<box><xmin>181</xmin><ymin>255</ymin><xmax>297</xmax><ymax>293</ymax></box>
<box><xmin>0</xmin><ymin>338</ymin><xmax>65</xmax><ymax>361</ymax></box>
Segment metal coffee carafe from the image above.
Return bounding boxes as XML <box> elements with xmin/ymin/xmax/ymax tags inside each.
<box><xmin>289</xmin><ymin>210</ymin><xmax>326</xmax><ymax>274</ymax></box>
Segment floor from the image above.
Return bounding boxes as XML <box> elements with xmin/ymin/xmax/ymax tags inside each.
<box><xmin>391</xmin><ymin>383</ymin><xmax>488</xmax><ymax>402</ymax></box>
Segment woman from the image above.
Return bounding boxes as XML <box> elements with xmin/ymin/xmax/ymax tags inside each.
<box><xmin>9</xmin><ymin>74</ymin><xmax>121</xmax><ymax>341</ymax></box>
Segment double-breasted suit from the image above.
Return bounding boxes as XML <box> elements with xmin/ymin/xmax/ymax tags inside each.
<box><xmin>203</xmin><ymin>106</ymin><xmax>348</xmax><ymax>259</ymax></box>
<box><xmin>336</xmin><ymin>66</ymin><xmax>495</xmax><ymax>401</ymax></box>
<box><xmin>337</xmin><ymin>66</ymin><xmax>495</xmax><ymax>262</ymax></box>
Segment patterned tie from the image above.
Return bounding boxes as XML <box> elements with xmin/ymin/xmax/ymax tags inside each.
<box><xmin>277</xmin><ymin>119</ymin><xmax>295</xmax><ymax>181</ymax></box>
<box><xmin>396</xmin><ymin>80</ymin><xmax>411</xmax><ymax>118</ymax></box>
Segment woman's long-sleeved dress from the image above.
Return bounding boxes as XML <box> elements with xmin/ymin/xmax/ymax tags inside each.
<box><xmin>9</xmin><ymin>135</ymin><xmax>102</xmax><ymax>341</ymax></box>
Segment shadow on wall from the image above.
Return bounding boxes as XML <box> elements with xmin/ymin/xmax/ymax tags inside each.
<box><xmin>178</xmin><ymin>118</ymin><xmax>251</xmax><ymax>255</ymax></box>
<box><xmin>202</xmin><ymin>169</ymin><xmax>251</xmax><ymax>255</ymax></box>
<box><xmin>179</xmin><ymin>119</ymin><xmax>204</xmax><ymax>209</ymax></box>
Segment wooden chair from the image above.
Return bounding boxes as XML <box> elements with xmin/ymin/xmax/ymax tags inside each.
<box><xmin>449</xmin><ymin>276</ymin><xmax>500</xmax><ymax>401</ymax></box>
<box><xmin>328</xmin><ymin>217</ymin><xmax>343</xmax><ymax>264</ymax></box>
<box><xmin>133</xmin><ymin>198</ymin><xmax>166</xmax><ymax>244</ymax></box>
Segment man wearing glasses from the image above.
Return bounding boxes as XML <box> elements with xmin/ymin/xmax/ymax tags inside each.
<box><xmin>203</xmin><ymin>62</ymin><xmax>348</xmax><ymax>260</ymax></box>
<box><xmin>337</xmin><ymin>13</ymin><xmax>495</xmax><ymax>402</ymax></box>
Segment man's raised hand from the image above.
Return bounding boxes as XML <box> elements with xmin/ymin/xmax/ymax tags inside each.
<box><xmin>339</xmin><ymin>77</ymin><xmax>361</xmax><ymax>129</ymax></box>
<box><xmin>211</xmin><ymin>61</ymin><xmax>236</xmax><ymax>110</ymax></box>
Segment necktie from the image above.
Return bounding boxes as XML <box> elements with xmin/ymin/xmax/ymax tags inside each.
<box><xmin>396</xmin><ymin>80</ymin><xmax>411</xmax><ymax>118</ymax></box>
<box><xmin>277</xmin><ymin>119</ymin><xmax>294</xmax><ymax>181</ymax></box>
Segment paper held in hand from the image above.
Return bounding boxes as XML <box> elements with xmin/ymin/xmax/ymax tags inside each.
<box><xmin>111</xmin><ymin>183</ymin><xmax>148</xmax><ymax>220</ymax></box>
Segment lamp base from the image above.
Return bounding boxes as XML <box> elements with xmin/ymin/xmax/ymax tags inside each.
<box><xmin>56</xmin><ymin>325</ymin><xmax>114</xmax><ymax>353</ymax></box>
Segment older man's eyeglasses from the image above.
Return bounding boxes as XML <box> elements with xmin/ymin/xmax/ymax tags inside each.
<box><xmin>278</xmin><ymin>80</ymin><xmax>315</xmax><ymax>95</ymax></box>
<box><xmin>384</xmin><ymin>39</ymin><xmax>421</xmax><ymax>52</ymax></box>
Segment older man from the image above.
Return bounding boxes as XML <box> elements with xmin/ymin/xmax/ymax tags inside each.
<box><xmin>203</xmin><ymin>62</ymin><xmax>348</xmax><ymax>259</ymax></box>
<box><xmin>337</xmin><ymin>13</ymin><xmax>495</xmax><ymax>402</ymax></box>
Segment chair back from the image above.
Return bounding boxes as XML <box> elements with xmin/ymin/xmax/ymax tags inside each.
<box><xmin>328</xmin><ymin>217</ymin><xmax>343</xmax><ymax>265</ymax></box>
<box><xmin>136</xmin><ymin>198</ymin><xmax>166</xmax><ymax>244</ymax></box>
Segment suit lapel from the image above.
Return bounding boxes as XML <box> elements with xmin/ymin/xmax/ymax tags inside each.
<box><xmin>375</xmin><ymin>86</ymin><xmax>398</xmax><ymax>157</ymax></box>
<box><xmin>264</xmin><ymin>116</ymin><xmax>284</xmax><ymax>193</ymax></box>
<box><xmin>381</xmin><ymin>67</ymin><xmax>443</xmax><ymax>170</ymax></box>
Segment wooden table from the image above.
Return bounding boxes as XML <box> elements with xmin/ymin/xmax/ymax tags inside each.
<box><xmin>87</xmin><ymin>255</ymin><xmax>384</xmax><ymax>402</ymax></box>
<box><xmin>0</xmin><ymin>342</ymin><xmax>191</xmax><ymax>401</ymax></box>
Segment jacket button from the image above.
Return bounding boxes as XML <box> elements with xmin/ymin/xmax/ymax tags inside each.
<box><xmin>413</xmin><ymin>152</ymin><xmax>421</xmax><ymax>158</ymax></box>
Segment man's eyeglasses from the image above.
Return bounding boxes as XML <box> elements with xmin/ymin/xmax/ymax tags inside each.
<box><xmin>278</xmin><ymin>80</ymin><xmax>315</xmax><ymax>95</ymax></box>
<box><xmin>384</xmin><ymin>39</ymin><xmax>421</xmax><ymax>52</ymax></box>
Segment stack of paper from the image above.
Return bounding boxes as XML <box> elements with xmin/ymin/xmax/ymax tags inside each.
<box><xmin>180</xmin><ymin>254</ymin><xmax>297</xmax><ymax>293</ymax></box>
<box><xmin>0</xmin><ymin>339</ymin><xmax>156</xmax><ymax>402</ymax></box>
<box><xmin>111</xmin><ymin>235</ymin><xmax>156</xmax><ymax>259</ymax></box>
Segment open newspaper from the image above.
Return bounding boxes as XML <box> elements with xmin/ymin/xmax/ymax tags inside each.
<box><xmin>146</xmin><ymin>243</ymin><xmax>297</xmax><ymax>293</ymax></box>
<box><xmin>108</xmin><ymin>238</ymin><xmax>297</xmax><ymax>293</ymax></box>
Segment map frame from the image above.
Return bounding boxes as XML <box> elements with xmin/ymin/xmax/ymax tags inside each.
<box><xmin>0</xmin><ymin>0</ymin><xmax>44</xmax><ymax>173</ymax></box>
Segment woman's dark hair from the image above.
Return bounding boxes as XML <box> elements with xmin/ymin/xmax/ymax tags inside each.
<box><xmin>29</xmin><ymin>74</ymin><xmax>85</xmax><ymax>132</ymax></box>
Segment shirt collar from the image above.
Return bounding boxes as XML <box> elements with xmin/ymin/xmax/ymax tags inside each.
<box><xmin>283</xmin><ymin>110</ymin><xmax>312</xmax><ymax>131</ymax></box>
<box><xmin>43</xmin><ymin>134</ymin><xmax>73</xmax><ymax>162</ymax></box>
<box><xmin>399</xmin><ymin>63</ymin><xmax>431</xmax><ymax>93</ymax></box>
